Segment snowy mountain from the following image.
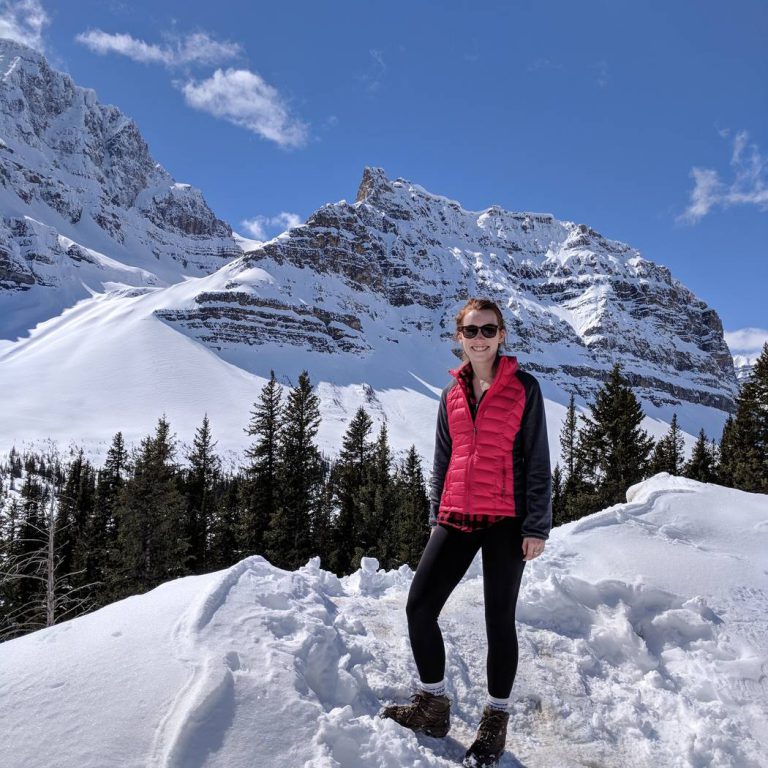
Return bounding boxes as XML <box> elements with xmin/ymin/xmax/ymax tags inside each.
<box><xmin>0</xmin><ymin>39</ymin><xmax>240</xmax><ymax>340</ymax></box>
<box><xmin>733</xmin><ymin>354</ymin><xmax>759</xmax><ymax>385</ymax></box>
<box><xmin>0</xmin><ymin>40</ymin><xmax>739</xmax><ymax>462</ymax></box>
<box><xmin>176</xmin><ymin>164</ymin><xmax>736</xmax><ymax>419</ymax></box>
<box><xmin>2</xmin><ymin>474</ymin><xmax>766</xmax><ymax>767</ymax></box>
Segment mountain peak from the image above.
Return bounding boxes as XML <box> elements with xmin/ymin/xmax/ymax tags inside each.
<box><xmin>0</xmin><ymin>36</ymin><xmax>43</xmax><ymax>59</ymax></box>
<box><xmin>355</xmin><ymin>166</ymin><xmax>393</xmax><ymax>203</ymax></box>
<box><xmin>0</xmin><ymin>37</ymin><xmax>55</xmax><ymax>85</ymax></box>
<box><xmin>0</xmin><ymin>39</ymin><xmax>240</xmax><ymax>338</ymax></box>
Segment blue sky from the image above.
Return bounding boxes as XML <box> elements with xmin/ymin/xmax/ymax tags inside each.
<box><xmin>3</xmin><ymin>0</ymin><xmax>767</xmax><ymax>357</ymax></box>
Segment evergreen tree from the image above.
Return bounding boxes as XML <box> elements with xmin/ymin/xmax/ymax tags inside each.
<box><xmin>560</xmin><ymin>394</ymin><xmax>578</xmax><ymax>479</ymax></box>
<box><xmin>328</xmin><ymin>406</ymin><xmax>374</xmax><ymax>574</ymax></box>
<box><xmin>12</xmin><ymin>474</ymin><xmax>50</xmax><ymax>614</ymax></box>
<box><xmin>56</xmin><ymin>450</ymin><xmax>97</xmax><ymax>598</ymax></box>
<box><xmin>574</xmin><ymin>363</ymin><xmax>654</xmax><ymax>514</ymax></box>
<box><xmin>0</xmin><ymin>496</ymin><xmax>23</xmax><ymax>628</ymax></box>
<box><xmin>558</xmin><ymin>394</ymin><xmax>590</xmax><ymax>523</ymax></box>
<box><xmin>648</xmin><ymin>440</ymin><xmax>665</xmax><ymax>477</ymax></box>
<box><xmin>718</xmin><ymin>343</ymin><xmax>768</xmax><ymax>492</ymax></box>
<box><xmin>682</xmin><ymin>428</ymin><xmax>717</xmax><ymax>482</ymax></box>
<box><xmin>717</xmin><ymin>415</ymin><xmax>737</xmax><ymax>487</ymax></box>
<box><xmin>362</xmin><ymin>423</ymin><xmax>394</xmax><ymax>563</ymax></box>
<box><xmin>551</xmin><ymin>463</ymin><xmax>564</xmax><ymax>528</ymax></box>
<box><xmin>0</xmin><ymin>466</ymin><xmax>94</xmax><ymax>639</ymax></box>
<box><xmin>9</xmin><ymin>446</ymin><xmax>22</xmax><ymax>483</ymax></box>
<box><xmin>310</xmin><ymin>457</ymin><xmax>334</xmax><ymax>570</ymax></box>
<box><xmin>23</xmin><ymin>454</ymin><xmax>36</xmax><ymax>475</ymax></box>
<box><xmin>110</xmin><ymin>417</ymin><xmax>188</xmax><ymax>598</ymax></box>
<box><xmin>389</xmin><ymin>446</ymin><xmax>430</xmax><ymax>569</ymax></box>
<box><xmin>208</xmin><ymin>473</ymin><xmax>244</xmax><ymax>570</ymax></box>
<box><xmin>184</xmin><ymin>414</ymin><xmax>221</xmax><ymax>573</ymax></box>
<box><xmin>709</xmin><ymin>437</ymin><xmax>720</xmax><ymax>476</ymax></box>
<box><xmin>0</xmin><ymin>496</ymin><xmax>20</xmax><ymax>553</ymax></box>
<box><xmin>90</xmin><ymin>432</ymin><xmax>127</xmax><ymax>604</ymax></box>
<box><xmin>649</xmin><ymin>413</ymin><xmax>685</xmax><ymax>476</ymax></box>
<box><xmin>241</xmin><ymin>372</ymin><xmax>283</xmax><ymax>556</ymax></box>
<box><xmin>0</xmin><ymin>476</ymin><xmax>47</xmax><ymax>637</ymax></box>
<box><xmin>266</xmin><ymin>372</ymin><xmax>323</xmax><ymax>570</ymax></box>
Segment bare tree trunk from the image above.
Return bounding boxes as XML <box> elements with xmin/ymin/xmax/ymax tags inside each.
<box><xmin>46</xmin><ymin>488</ymin><xmax>56</xmax><ymax>628</ymax></box>
<box><xmin>1</xmin><ymin>467</ymin><xmax>99</xmax><ymax>641</ymax></box>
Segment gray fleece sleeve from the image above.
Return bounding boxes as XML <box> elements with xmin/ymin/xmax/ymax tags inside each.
<box><xmin>428</xmin><ymin>388</ymin><xmax>452</xmax><ymax>527</ymax></box>
<box><xmin>520</xmin><ymin>377</ymin><xmax>552</xmax><ymax>540</ymax></box>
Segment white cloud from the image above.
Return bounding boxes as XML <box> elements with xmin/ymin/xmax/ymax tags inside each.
<box><xmin>76</xmin><ymin>30</ymin><xmax>167</xmax><ymax>64</ymax></box>
<box><xmin>240</xmin><ymin>218</ymin><xmax>266</xmax><ymax>240</ymax></box>
<box><xmin>683</xmin><ymin>167</ymin><xmax>722</xmax><ymax>221</ymax></box>
<box><xmin>526</xmin><ymin>57</ymin><xmax>561</xmax><ymax>72</ymax></box>
<box><xmin>241</xmin><ymin>212</ymin><xmax>303</xmax><ymax>240</ymax></box>
<box><xmin>359</xmin><ymin>48</ymin><xmax>386</xmax><ymax>93</ymax></box>
<box><xmin>680</xmin><ymin>130</ymin><xmax>768</xmax><ymax>223</ymax></box>
<box><xmin>322</xmin><ymin>114</ymin><xmax>339</xmax><ymax>129</ymax></box>
<box><xmin>724</xmin><ymin>327</ymin><xmax>768</xmax><ymax>357</ymax></box>
<box><xmin>75</xmin><ymin>29</ymin><xmax>241</xmax><ymax>68</ymax></box>
<box><xmin>370</xmin><ymin>49</ymin><xmax>385</xmax><ymax>72</ymax></box>
<box><xmin>593</xmin><ymin>59</ymin><xmax>609</xmax><ymax>88</ymax></box>
<box><xmin>75</xmin><ymin>29</ymin><xmax>308</xmax><ymax>149</ymax></box>
<box><xmin>0</xmin><ymin>0</ymin><xmax>49</xmax><ymax>51</ymax></box>
<box><xmin>180</xmin><ymin>68</ymin><xmax>308</xmax><ymax>148</ymax></box>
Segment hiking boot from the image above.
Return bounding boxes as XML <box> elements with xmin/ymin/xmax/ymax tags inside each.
<box><xmin>379</xmin><ymin>690</ymin><xmax>451</xmax><ymax>737</ymax></box>
<box><xmin>462</xmin><ymin>705</ymin><xmax>510</xmax><ymax>767</ymax></box>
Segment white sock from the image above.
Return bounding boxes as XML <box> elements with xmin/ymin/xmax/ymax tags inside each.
<box><xmin>419</xmin><ymin>678</ymin><xmax>447</xmax><ymax>697</ymax></box>
<box><xmin>486</xmin><ymin>694</ymin><xmax>510</xmax><ymax>712</ymax></box>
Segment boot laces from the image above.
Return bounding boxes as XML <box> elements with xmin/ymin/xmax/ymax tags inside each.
<box><xmin>477</xmin><ymin>708</ymin><xmax>507</xmax><ymax>744</ymax></box>
<box><xmin>404</xmin><ymin>691</ymin><xmax>427</xmax><ymax>721</ymax></box>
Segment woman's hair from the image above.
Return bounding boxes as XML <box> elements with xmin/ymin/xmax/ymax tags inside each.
<box><xmin>454</xmin><ymin>297</ymin><xmax>506</xmax><ymax>338</ymax></box>
<box><xmin>453</xmin><ymin>298</ymin><xmax>507</xmax><ymax>362</ymax></box>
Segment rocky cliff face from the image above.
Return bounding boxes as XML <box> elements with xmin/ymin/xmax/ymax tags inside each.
<box><xmin>0</xmin><ymin>39</ymin><xmax>239</xmax><ymax>338</ymax></box>
<box><xmin>156</xmin><ymin>166</ymin><xmax>737</xmax><ymax>415</ymax></box>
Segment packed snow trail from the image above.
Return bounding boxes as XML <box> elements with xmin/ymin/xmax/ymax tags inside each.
<box><xmin>1</xmin><ymin>475</ymin><xmax>767</xmax><ymax>767</ymax></box>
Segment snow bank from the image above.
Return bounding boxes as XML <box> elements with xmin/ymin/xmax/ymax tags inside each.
<box><xmin>1</xmin><ymin>476</ymin><xmax>766</xmax><ymax>767</ymax></box>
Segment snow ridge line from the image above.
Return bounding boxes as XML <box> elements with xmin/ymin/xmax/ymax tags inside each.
<box><xmin>151</xmin><ymin>557</ymin><xmax>268</xmax><ymax>768</ymax></box>
<box><xmin>570</xmin><ymin>480</ymin><xmax>698</xmax><ymax>535</ymax></box>
<box><xmin>150</xmin><ymin>653</ymin><xmax>236</xmax><ymax>768</ymax></box>
<box><xmin>186</xmin><ymin>554</ymin><xmax>267</xmax><ymax>635</ymax></box>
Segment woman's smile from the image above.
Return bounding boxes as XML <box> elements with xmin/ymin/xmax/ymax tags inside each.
<box><xmin>459</xmin><ymin>308</ymin><xmax>504</xmax><ymax>365</ymax></box>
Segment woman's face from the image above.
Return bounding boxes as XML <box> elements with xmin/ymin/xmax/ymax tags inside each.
<box><xmin>457</xmin><ymin>308</ymin><xmax>505</xmax><ymax>367</ymax></box>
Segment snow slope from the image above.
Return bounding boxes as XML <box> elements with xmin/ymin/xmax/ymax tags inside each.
<box><xmin>0</xmin><ymin>250</ymin><xmax>714</xmax><ymax>469</ymax></box>
<box><xmin>0</xmin><ymin>270</ymin><xmax>458</xmax><ymax>467</ymax></box>
<box><xmin>1</xmin><ymin>475</ymin><xmax>766</xmax><ymax>768</ymax></box>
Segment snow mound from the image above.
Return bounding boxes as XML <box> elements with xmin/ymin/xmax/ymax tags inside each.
<box><xmin>1</xmin><ymin>476</ymin><xmax>767</xmax><ymax>767</ymax></box>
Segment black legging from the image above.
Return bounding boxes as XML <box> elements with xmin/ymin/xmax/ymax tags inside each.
<box><xmin>405</xmin><ymin>516</ymin><xmax>527</xmax><ymax>699</ymax></box>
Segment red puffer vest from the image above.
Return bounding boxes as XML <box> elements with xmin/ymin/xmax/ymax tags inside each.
<box><xmin>439</xmin><ymin>355</ymin><xmax>526</xmax><ymax>517</ymax></box>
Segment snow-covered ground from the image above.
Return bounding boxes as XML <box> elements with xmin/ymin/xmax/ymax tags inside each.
<box><xmin>2</xmin><ymin>474</ymin><xmax>767</xmax><ymax>768</ymax></box>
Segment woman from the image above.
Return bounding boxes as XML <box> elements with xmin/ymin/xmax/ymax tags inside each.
<box><xmin>381</xmin><ymin>298</ymin><xmax>552</xmax><ymax>768</ymax></box>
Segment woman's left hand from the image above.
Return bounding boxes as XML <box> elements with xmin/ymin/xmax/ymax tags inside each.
<box><xmin>522</xmin><ymin>537</ymin><xmax>545</xmax><ymax>561</ymax></box>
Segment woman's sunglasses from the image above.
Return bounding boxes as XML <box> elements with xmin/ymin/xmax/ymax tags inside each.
<box><xmin>458</xmin><ymin>324</ymin><xmax>500</xmax><ymax>339</ymax></box>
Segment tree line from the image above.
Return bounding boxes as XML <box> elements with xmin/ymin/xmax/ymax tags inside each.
<box><xmin>553</xmin><ymin>345</ymin><xmax>768</xmax><ymax>523</ymax></box>
<box><xmin>1</xmin><ymin>345</ymin><xmax>766</xmax><ymax>641</ymax></box>
<box><xmin>0</xmin><ymin>370</ymin><xmax>430</xmax><ymax>641</ymax></box>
